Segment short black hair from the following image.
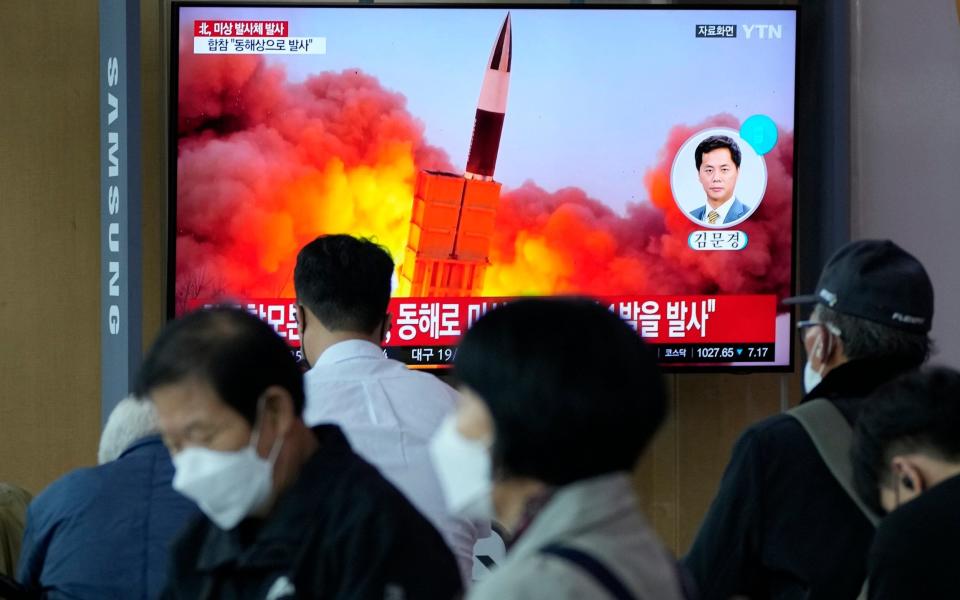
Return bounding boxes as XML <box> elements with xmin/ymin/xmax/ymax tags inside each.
<box><xmin>455</xmin><ymin>298</ymin><xmax>667</xmax><ymax>486</ymax></box>
<box><xmin>852</xmin><ymin>367</ymin><xmax>960</xmax><ymax>514</ymax></box>
<box><xmin>814</xmin><ymin>305</ymin><xmax>932</xmax><ymax>368</ymax></box>
<box><xmin>294</xmin><ymin>235</ymin><xmax>394</xmax><ymax>334</ymax></box>
<box><xmin>135</xmin><ymin>307</ymin><xmax>305</xmax><ymax>425</ymax></box>
<box><xmin>695</xmin><ymin>135</ymin><xmax>742</xmax><ymax>170</ymax></box>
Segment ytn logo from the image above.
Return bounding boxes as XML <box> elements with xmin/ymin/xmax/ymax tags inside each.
<box><xmin>742</xmin><ymin>24</ymin><xmax>783</xmax><ymax>40</ymax></box>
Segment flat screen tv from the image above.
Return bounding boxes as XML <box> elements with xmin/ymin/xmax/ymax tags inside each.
<box><xmin>168</xmin><ymin>2</ymin><xmax>799</xmax><ymax>371</ymax></box>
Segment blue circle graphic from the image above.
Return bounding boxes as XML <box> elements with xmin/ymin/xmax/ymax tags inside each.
<box><xmin>740</xmin><ymin>115</ymin><xmax>778</xmax><ymax>156</ymax></box>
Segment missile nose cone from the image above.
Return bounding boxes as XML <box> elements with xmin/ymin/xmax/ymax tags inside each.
<box><xmin>467</xmin><ymin>13</ymin><xmax>512</xmax><ymax>180</ymax></box>
<box><xmin>489</xmin><ymin>13</ymin><xmax>512</xmax><ymax>73</ymax></box>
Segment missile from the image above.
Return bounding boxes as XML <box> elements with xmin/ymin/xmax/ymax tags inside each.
<box><xmin>465</xmin><ymin>13</ymin><xmax>511</xmax><ymax>181</ymax></box>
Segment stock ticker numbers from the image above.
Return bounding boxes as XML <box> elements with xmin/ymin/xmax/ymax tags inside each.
<box><xmin>660</xmin><ymin>344</ymin><xmax>774</xmax><ymax>364</ymax></box>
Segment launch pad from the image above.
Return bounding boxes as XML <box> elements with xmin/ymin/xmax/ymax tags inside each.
<box><xmin>397</xmin><ymin>170</ymin><xmax>501</xmax><ymax>297</ymax></box>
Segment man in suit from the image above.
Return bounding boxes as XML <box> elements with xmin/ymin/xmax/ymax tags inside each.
<box><xmin>689</xmin><ymin>135</ymin><xmax>750</xmax><ymax>226</ymax></box>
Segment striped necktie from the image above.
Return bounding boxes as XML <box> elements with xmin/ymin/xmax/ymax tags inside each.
<box><xmin>708</xmin><ymin>210</ymin><xmax>719</xmax><ymax>225</ymax></box>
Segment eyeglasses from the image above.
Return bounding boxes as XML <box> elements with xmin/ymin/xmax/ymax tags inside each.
<box><xmin>796</xmin><ymin>320</ymin><xmax>843</xmax><ymax>337</ymax></box>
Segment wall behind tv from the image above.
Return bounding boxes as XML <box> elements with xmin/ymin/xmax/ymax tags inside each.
<box><xmin>850</xmin><ymin>0</ymin><xmax>960</xmax><ymax>367</ymax></box>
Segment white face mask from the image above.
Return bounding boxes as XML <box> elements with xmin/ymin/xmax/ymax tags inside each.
<box><xmin>429</xmin><ymin>415</ymin><xmax>494</xmax><ymax>520</ymax></box>
<box><xmin>803</xmin><ymin>331</ymin><xmax>832</xmax><ymax>394</ymax></box>
<box><xmin>803</xmin><ymin>360</ymin><xmax>824</xmax><ymax>394</ymax></box>
<box><xmin>172</xmin><ymin>418</ymin><xmax>283</xmax><ymax>530</ymax></box>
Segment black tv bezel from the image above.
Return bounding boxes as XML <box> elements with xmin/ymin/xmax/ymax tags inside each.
<box><xmin>165</xmin><ymin>1</ymin><xmax>801</xmax><ymax>374</ymax></box>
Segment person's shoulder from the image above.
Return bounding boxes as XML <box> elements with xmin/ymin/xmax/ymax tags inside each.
<box><xmin>30</xmin><ymin>465</ymin><xmax>104</xmax><ymax>520</ymax></box>
<box><xmin>113</xmin><ymin>437</ymin><xmax>174</xmax><ymax>470</ymax></box>
<box><xmin>872</xmin><ymin>505</ymin><xmax>916</xmax><ymax>554</ymax></box>
<box><xmin>328</xmin><ymin>453</ymin><xmax>447</xmax><ymax>542</ymax></box>
<box><xmin>305</xmin><ymin>437</ymin><xmax>411</xmax><ymax>510</ymax></box>
<box><xmin>875</xmin><ymin>478</ymin><xmax>960</xmax><ymax>551</ymax></box>
<box><xmin>400</xmin><ymin>367</ymin><xmax>458</xmax><ymax>395</ymax></box>
<box><xmin>727</xmin><ymin>198</ymin><xmax>747</xmax><ymax>218</ymax></box>
<box><xmin>469</xmin><ymin>553</ymin><xmax>556</xmax><ymax>599</ymax></box>
<box><xmin>367</xmin><ymin>359</ymin><xmax>460</xmax><ymax>403</ymax></box>
<box><xmin>472</xmin><ymin>550</ymin><xmax>624</xmax><ymax>600</ymax></box>
<box><xmin>337</xmin><ymin>456</ymin><xmax>422</xmax><ymax>515</ymax></box>
<box><xmin>689</xmin><ymin>205</ymin><xmax>706</xmax><ymax>219</ymax></box>
<box><xmin>739</xmin><ymin>411</ymin><xmax>806</xmax><ymax>446</ymax></box>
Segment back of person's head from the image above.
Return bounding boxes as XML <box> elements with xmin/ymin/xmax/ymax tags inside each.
<box><xmin>813</xmin><ymin>304</ymin><xmax>932</xmax><ymax>368</ymax></box>
<box><xmin>98</xmin><ymin>395</ymin><xmax>159</xmax><ymax>464</ymax></box>
<box><xmin>455</xmin><ymin>298</ymin><xmax>666</xmax><ymax>486</ymax></box>
<box><xmin>853</xmin><ymin>367</ymin><xmax>960</xmax><ymax>514</ymax></box>
<box><xmin>786</xmin><ymin>239</ymin><xmax>934</xmax><ymax>375</ymax></box>
<box><xmin>135</xmin><ymin>307</ymin><xmax>304</xmax><ymax>425</ymax></box>
<box><xmin>293</xmin><ymin>234</ymin><xmax>393</xmax><ymax>334</ymax></box>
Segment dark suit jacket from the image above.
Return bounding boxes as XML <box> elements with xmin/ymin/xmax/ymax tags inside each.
<box><xmin>690</xmin><ymin>197</ymin><xmax>749</xmax><ymax>224</ymax></box>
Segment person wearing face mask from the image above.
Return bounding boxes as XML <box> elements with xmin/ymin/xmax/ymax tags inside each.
<box><xmin>430</xmin><ymin>298</ymin><xmax>686</xmax><ymax>600</ymax></box>
<box><xmin>685</xmin><ymin>239</ymin><xmax>934</xmax><ymax>600</ymax></box>
<box><xmin>295</xmin><ymin>234</ymin><xmax>484</xmax><ymax>585</ymax></box>
<box><xmin>851</xmin><ymin>367</ymin><xmax>960</xmax><ymax>600</ymax></box>
<box><xmin>138</xmin><ymin>307</ymin><xmax>461</xmax><ymax>600</ymax></box>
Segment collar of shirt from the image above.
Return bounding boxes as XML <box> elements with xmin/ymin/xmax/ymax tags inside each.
<box><xmin>707</xmin><ymin>196</ymin><xmax>737</xmax><ymax>223</ymax></box>
<box><xmin>313</xmin><ymin>339</ymin><xmax>384</xmax><ymax>368</ymax></box>
<box><xmin>803</xmin><ymin>356</ymin><xmax>913</xmax><ymax>404</ymax></box>
<box><xmin>116</xmin><ymin>434</ymin><xmax>165</xmax><ymax>461</ymax></box>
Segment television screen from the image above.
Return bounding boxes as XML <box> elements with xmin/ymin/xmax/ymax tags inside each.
<box><xmin>170</xmin><ymin>3</ymin><xmax>798</xmax><ymax>370</ymax></box>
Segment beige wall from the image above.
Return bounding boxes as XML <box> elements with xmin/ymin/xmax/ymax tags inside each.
<box><xmin>638</xmin><ymin>372</ymin><xmax>801</xmax><ymax>553</ymax></box>
<box><xmin>850</xmin><ymin>0</ymin><xmax>960</xmax><ymax>366</ymax></box>
<box><xmin>0</xmin><ymin>1</ymin><xmax>102</xmax><ymax>494</ymax></box>
<box><xmin>0</xmin><ymin>1</ymin><xmax>799</xmax><ymax>557</ymax></box>
<box><xmin>0</xmin><ymin>0</ymin><xmax>165</xmax><ymax>495</ymax></box>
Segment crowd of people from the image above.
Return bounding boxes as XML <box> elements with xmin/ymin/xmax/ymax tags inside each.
<box><xmin>0</xmin><ymin>235</ymin><xmax>957</xmax><ymax>600</ymax></box>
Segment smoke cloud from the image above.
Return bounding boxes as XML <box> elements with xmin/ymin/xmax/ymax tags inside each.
<box><xmin>174</xmin><ymin>37</ymin><xmax>452</xmax><ymax>311</ymax></box>
<box><xmin>486</xmin><ymin>113</ymin><xmax>793</xmax><ymax>299</ymax></box>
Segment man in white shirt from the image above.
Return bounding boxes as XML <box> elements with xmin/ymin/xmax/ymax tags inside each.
<box><xmin>295</xmin><ymin>234</ymin><xmax>483</xmax><ymax>584</ymax></box>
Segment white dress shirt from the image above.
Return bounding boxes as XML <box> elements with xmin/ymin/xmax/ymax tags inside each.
<box><xmin>303</xmin><ymin>339</ymin><xmax>483</xmax><ymax>584</ymax></box>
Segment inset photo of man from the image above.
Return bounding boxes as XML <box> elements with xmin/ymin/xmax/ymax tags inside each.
<box><xmin>670</xmin><ymin>128</ymin><xmax>768</xmax><ymax>229</ymax></box>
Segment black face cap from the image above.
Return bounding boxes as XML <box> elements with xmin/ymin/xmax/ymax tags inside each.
<box><xmin>784</xmin><ymin>239</ymin><xmax>934</xmax><ymax>333</ymax></box>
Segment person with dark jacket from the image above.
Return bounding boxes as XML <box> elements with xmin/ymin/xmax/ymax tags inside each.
<box><xmin>684</xmin><ymin>239</ymin><xmax>935</xmax><ymax>600</ymax></box>
<box><xmin>139</xmin><ymin>307</ymin><xmax>461</xmax><ymax>600</ymax></box>
<box><xmin>852</xmin><ymin>367</ymin><xmax>960</xmax><ymax>600</ymax></box>
<box><xmin>17</xmin><ymin>396</ymin><xmax>197</xmax><ymax>599</ymax></box>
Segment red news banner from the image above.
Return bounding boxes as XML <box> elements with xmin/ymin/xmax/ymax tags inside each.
<box><xmin>194</xmin><ymin>295</ymin><xmax>777</xmax><ymax>348</ymax></box>
<box><xmin>193</xmin><ymin>20</ymin><xmax>289</xmax><ymax>37</ymax></box>
<box><xmin>388</xmin><ymin>295</ymin><xmax>776</xmax><ymax>346</ymax></box>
